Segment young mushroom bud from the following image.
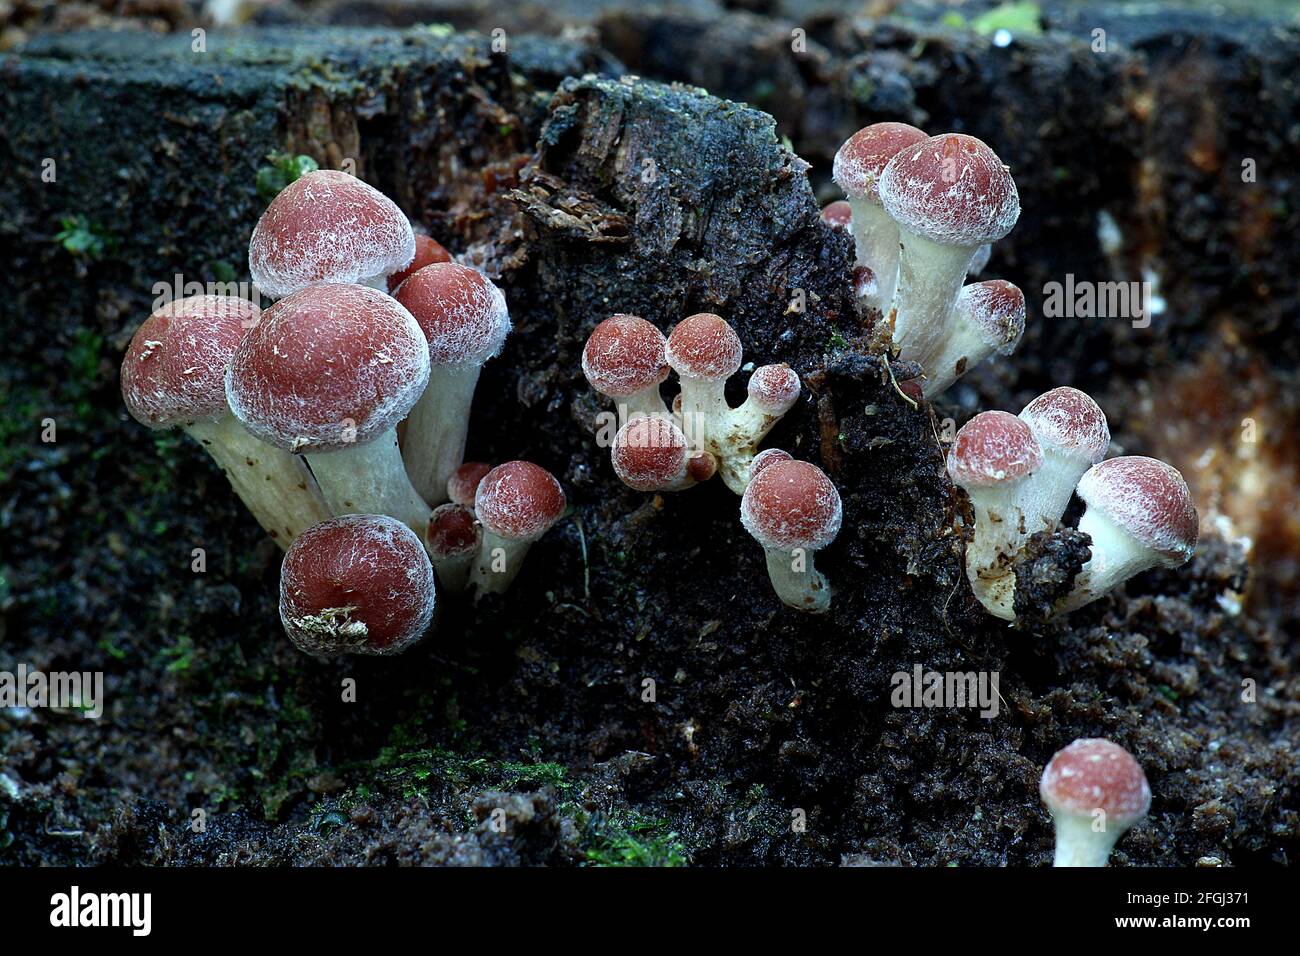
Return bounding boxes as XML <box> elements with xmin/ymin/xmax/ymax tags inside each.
<box><xmin>1057</xmin><ymin>456</ymin><xmax>1198</xmax><ymax>614</ymax></box>
<box><xmin>740</xmin><ymin>459</ymin><xmax>842</xmax><ymax>613</ymax></box>
<box><xmin>612</xmin><ymin>415</ymin><xmax>715</xmax><ymax>492</ymax></box>
<box><xmin>388</xmin><ymin>234</ymin><xmax>453</xmax><ymax>292</ymax></box>
<box><xmin>947</xmin><ymin>411</ymin><xmax>1043</xmax><ymax>620</ymax></box>
<box><xmin>718</xmin><ymin>363</ymin><xmax>802</xmax><ymax>492</ymax></box>
<box><xmin>249</xmin><ymin>169</ymin><xmax>416</xmax><ymax>299</ymax></box>
<box><xmin>832</xmin><ymin>122</ymin><xmax>929</xmax><ymax>313</ymax></box>
<box><xmin>879</xmin><ymin>134</ymin><xmax>1020</xmax><ymax>367</ymax></box>
<box><xmin>225</xmin><ymin>283</ymin><xmax>432</xmax><ymax>540</ymax></box>
<box><xmin>666</xmin><ymin>312</ymin><xmax>743</xmax><ymax>461</ymax></box>
<box><xmin>447</xmin><ymin>461</ymin><xmax>492</xmax><ymax>509</ymax></box>
<box><xmin>921</xmin><ymin>280</ymin><xmax>1026</xmax><ymax>397</ymax></box>
<box><xmin>279</xmin><ymin>514</ymin><xmax>435</xmax><ymax>657</ymax></box>
<box><xmin>750</xmin><ymin>447</ymin><xmax>793</xmax><ymax>481</ymax></box>
<box><xmin>471</xmin><ymin>461</ymin><xmax>566</xmax><ymax>599</ymax></box>
<box><xmin>394</xmin><ymin>263</ymin><xmax>511</xmax><ymax>505</ymax></box>
<box><xmin>820</xmin><ymin>200</ymin><xmax>853</xmax><ymax>232</ymax></box>
<box><xmin>427</xmin><ymin>503</ymin><xmax>481</xmax><ymax>594</ymax></box>
<box><xmin>120</xmin><ymin>294</ymin><xmax>330</xmax><ymax>548</ymax></box>
<box><xmin>1040</xmin><ymin>738</ymin><xmax>1151</xmax><ymax>867</ymax></box>
<box><xmin>582</xmin><ymin>314</ymin><xmax>671</xmax><ymax>421</ymax></box>
<box><xmin>1017</xmin><ymin>387</ymin><xmax>1110</xmax><ymax>533</ymax></box>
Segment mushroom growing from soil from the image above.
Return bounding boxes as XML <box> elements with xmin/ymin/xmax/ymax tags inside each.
<box><xmin>947</xmin><ymin>410</ymin><xmax>1043</xmax><ymax>620</ymax></box>
<box><xmin>394</xmin><ymin>262</ymin><xmax>511</xmax><ymax>505</ymax></box>
<box><xmin>279</xmin><ymin>513</ymin><xmax>435</xmax><ymax>656</ymax></box>
<box><xmin>832</xmin><ymin>121</ymin><xmax>929</xmax><ymax>313</ymax></box>
<box><xmin>471</xmin><ymin>461</ymin><xmax>566</xmax><ymax>598</ymax></box>
<box><xmin>740</xmin><ymin>458</ymin><xmax>842</xmax><ymax>613</ymax></box>
<box><xmin>1017</xmin><ymin>386</ymin><xmax>1110</xmax><ymax>533</ymax></box>
<box><xmin>612</xmin><ymin>414</ymin><xmax>716</xmax><ymax>492</ymax></box>
<box><xmin>878</xmin><ymin>133</ymin><xmax>1020</xmax><ymax>367</ymax></box>
<box><xmin>225</xmin><ymin>283</ymin><xmax>432</xmax><ymax>540</ymax></box>
<box><xmin>120</xmin><ymin>293</ymin><xmax>330</xmax><ymax>548</ymax></box>
<box><xmin>921</xmin><ymin>279</ymin><xmax>1026</xmax><ymax>397</ymax></box>
<box><xmin>1056</xmin><ymin>456</ymin><xmax>1198</xmax><ymax>614</ymax></box>
<box><xmin>820</xmin><ymin>199</ymin><xmax>853</xmax><ymax>232</ymax></box>
<box><xmin>447</xmin><ymin>461</ymin><xmax>492</xmax><ymax>509</ymax></box>
<box><xmin>716</xmin><ymin>363</ymin><xmax>802</xmax><ymax>491</ymax></box>
<box><xmin>582</xmin><ymin>314</ymin><xmax>671</xmax><ymax>421</ymax></box>
<box><xmin>388</xmin><ymin>233</ymin><xmax>453</xmax><ymax>292</ymax></box>
<box><xmin>248</xmin><ymin>169</ymin><xmax>416</xmax><ymax>299</ymax></box>
<box><xmin>427</xmin><ymin>503</ymin><xmax>481</xmax><ymax>593</ymax></box>
<box><xmin>1040</xmin><ymin>738</ymin><xmax>1152</xmax><ymax>867</ymax></box>
<box><xmin>666</xmin><ymin>312</ymin><xmax>744</xmax><ymax>460</ymax></box>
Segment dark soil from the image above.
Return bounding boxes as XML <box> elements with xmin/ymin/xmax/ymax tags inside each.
<box><xmin>0</xmin><ymin>4</ymin><xmax>1296</xmax><ymax>867</ymax></box>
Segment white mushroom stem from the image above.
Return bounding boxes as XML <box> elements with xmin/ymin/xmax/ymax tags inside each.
<box><xmin>305</xmin><ymin>427</ymin><xmax>430</xmax><ymax>542</ymax></box>
<box><xmin>676</xmin><ymin>377</ymin><xmax>729</xmax><ymax>459</ymax></box>
<box><xmin>615</xmin><ymin>385</ymin><xmax>671</xmax><ymax>423</ymax></box>
<box><xmin>962</xmin><ymin>480</ymin><xmax>1034</xmax><ymax>621</ymax></box>
<box><xmin>403</xmin><ymin>362</ymin><xmax>480</xmax><ymax>505</ymax></box>
<box><xmin>185</xmin><ymin>413</ymin><xmax>330</xmax><ymax>549</ymax></box>
<box><xmin>920</xmin><ymin>307</ymin><xmax>1018</xmax><ymax>397</ymax></box>
<box><xmin>1017</xmin><ymin>449</ymin><xmax>1093</xmax><ymax>539</ymax></box>
<box><xmin>714</xmin><ymin>403</ymin><xmax>784</xmax><ymax>494</ymax></box>
<box><xmin>1050</xmin><ymin>811</ymin><xmax>1123</xmax><ymax>867</ymax></box>
<box><xmin>762</xmin><ymin>546</ymin><xmax>832</xmax><ymax>614</ymax></box>
<box><xmin>471</xmin><ymin>530</ymin><xmax>534</xmax><ymax>597</ymax></box>
<box><xmin>1054</xmin><ymin>509</ymin><xmax>1160</xmax><ymax>615</ymax></box>
<box><xmin>890</xmin><ymin>230</ymin><xmax>978</xmax><ymax>366</ymax></box>
<box><xmin>847</xmin><ymin>197</ymin><xmax>902</xmax><ymax>312</ymax></box>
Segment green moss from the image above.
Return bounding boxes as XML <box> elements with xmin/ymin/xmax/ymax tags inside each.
<box><xmin>54</xmin><ymin>215</ymin><xmax>116</xmax><ymax>261</ymax></box>
<box><xmin>256</xmin><ymin>152</ymin><xmax>320</xmax><ymax>202</ymax></box>
<box><xmin>583</xmin><ymin>811</ymin><xmax>688</xmax><ymax>867</ymax></box>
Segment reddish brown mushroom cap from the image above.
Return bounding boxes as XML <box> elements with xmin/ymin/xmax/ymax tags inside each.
<box><xmin>1020</xmin><ymin>386</ymin><xmax>1110</xmax><ymax>464</ymax></box>
<box><xmin>959</xmin><ymin>279</ymin><xmax>1026</xmax><ymax>354</ymax></box>
<box><xmin>1076</xmin><ymin>456</ymin><xmax>1199</xmax><ymax>562</ymax></box>
<box><xmin>388</xmin><ymin>234</ymin><xmax>453</xmax><ymax>292</ymax></box>
<box><xmin>750</xmin><ymin>448</ymin><xmax>793</xmax><ymax>480</ymax></box>
<box><xmin>747</xmin><ymin>364</ymin><xmax>801</xmax><ymax>413</ymax></box>
<box><xmin>279</xmin><ymin>514</ymin><xmax>435</xmax><ymax>655</ymax></box>
<box><xmin>947</xmin><ymin>411</ymin><xmax>1043</xmax><ymax>487</ymax></box>
<box><xmin>393</xmin><ymin>262</ymin><xmax>510</xmax><ymax>367</ymax></box>
<box><xmin>226</xmin><ymin>283</ymin><xmax>430</xmax><ymax>453</ymax></box>
<box><xmin>612</xmin><ymin>415</ymin><xmax>688</xmax><ymax>491</ymax></box>
<box><xmin>740</xmin><ymin>459</ymin><xmax>842</xmax><ymax>552</ymax></box>
<box><xmin>832</xmin><ymin>122</ymin><xmax>928</xmax><ymax>203</ymax></box>
<box><xmin>665</xmin><ymin>313</ymin><xmax>743</xmax><ymax>381</ymax></box>
<box><xmin>879</xmin><ymin>133</ymin><xmax>1020</xmax><ymax>246</ymax></box>
<box><xmin>121</xmin><ymin>294</ymin><xmax>260</xmax><ymax>428</ymax></box>
<box><xmin>1040</xmin><ymin>738</ymin><xmax>1151</xmax><ymax>826</ymax></box>
<box><xmin>249</xmin><ymin>170</ymin><xmax>416</xmax><ymax>298</ymax></box>
<box><xmin>475</xmin><ymin>461</ymin><xmax>566</xmax><ymax>541</ymax></box>
<box><xmin>582</xmin><ymin>314</ymin><xmax>669</xmax><ymax>398</ymax></box>
<box><xmin>820</xmin><ymin>200</ymin><xmax>853</xmax><ymax>231</ymax></box>
<box><xmin>427</xmin><ymin>503</ymin><xmax>480</xmax><ymax>558</ymax></box>
<box><xmin>447</xmin><ymin>461</ymin><xmax>493</xmax><ymax>509</ymax></box>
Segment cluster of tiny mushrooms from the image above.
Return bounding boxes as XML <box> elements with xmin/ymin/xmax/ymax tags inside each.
<box><xmin>118</xmin><ymin>121</ymin><xmax>1199</xmax><ymax>866</ymax></box>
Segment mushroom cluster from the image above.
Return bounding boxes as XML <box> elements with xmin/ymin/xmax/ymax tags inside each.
<box><xmin>122</xmin><ymin>168</ymin><xmax>566</xmax><ymax>655</ymax></box>
<box><xmin>832</xmin><ymin>124</ymin><xmax>1025</xmax><ymax>396</ymax></box>
<box><xmin>947</xmin><ymin>387</ymin><xmax>1199</xmax><ymax>621</ymax></box>
<box><xmin>582</xmin><ymin>312</ymin><xmax>841</xmax><ymax>613</ymax></box>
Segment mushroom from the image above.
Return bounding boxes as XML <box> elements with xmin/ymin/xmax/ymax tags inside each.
<box><xmin>665</xmin><ymin>313</ymin><xmax>743</xmax><ymax>461</ymax></box>
<box><xmin>447</xmin><ymin>461</ymin><xmax>492</xmax><ymax>509</ymax></box>
<box><xmin>947</xmin><ymin>411</ymin><xmax>1043</xmax><ymax>620</ymax></box>
<box><xmin>878</xmin><ymin>133</ymin><xmax>1020</xmax><ymax>367</ymax></box>
<box><xmin>471</xmin><ymin>461</ymin><xmax>566</xmax><ymax>598</ymax></box>
<box><xmin>120</xmin><ymin>294</ymin><xmax>330</xmax><ymax>548</ymax></box>
<box><xmin>1017</xmin><ymin>386</ymin><xmax>1110</xmax><ymax>533</ymax></box>
<box><xmin>1040</xmin><ymin>738</ymin><xmax>1151</xmax><ymax>867</ymax></box>
<box><xmin>921</xmin><ymin>279</ymin><xmax>1026</xmax><ymax>397</ymax></box>
<box><xmin>427</xmin><ymin>503</ymin><xmax>481</xmax><ymax>593</ymax></box>
<box><xmin>388</xmin><ymin>234</ymin><xmax>453</xmax><ymax>292</ymax></box>
<box><xmin>718</xmin><ymin>363</ymin><xmax>802</xmax><ymax>491</ymax></box>
<box><xmin>1057</xmin><ymin>456</ymin><xmax>1198</xmax><ymax>614</ymax></box>
<box><xmin>832</xmin><ymin>122</ymin><xmax>929</xmax><ymax>313</ymax></box>
<box><xmin>740</xmin><ymin>458</ymin><xmax>842</xmax><ymax>613</ymax></box>
<box><xmin>749</xmin><ymin>447</ymin><xmax>793</xmax><ymax>481</ymax></box>
<box><xmin>582</xmin><ymin>314</ymin><xmax>671</xmax><ymax>421</ymax></box>
<box><xmin>225</xmin><ymin>283</ymin><xmax>432</xmax><ymax>540</ymax></box>
<box><xmin>279</xmin><ymin>513</ymin><xmax>435</xmax><ymax>656</ymax></box>
<box><xmin>611</xmin><ymin>414</ymin><xmax>716</xmax><ymax>492</ymax></box>
<box><xmin>393</xmin><ymin>262</ymin><xmax>511</xmax><ymax>505</ymax></box>
<box><xmin>248</xmin><ymin>169</ymin><xmax>416</xmax><ymax>299</ymax></box>
<box><xmin>820</xmin><ymin>200</ymin><xmax>853</xmax><ymax>232</ymax></box>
